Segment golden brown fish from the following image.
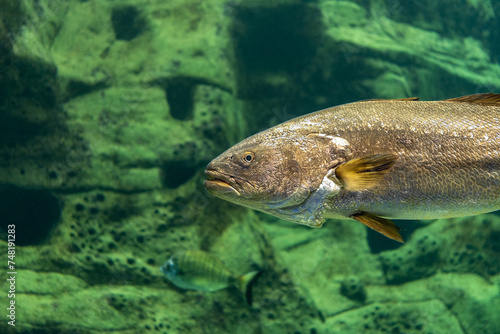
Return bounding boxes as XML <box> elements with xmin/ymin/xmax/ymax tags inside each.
<box><xmin>204</xmin><ymin>94</ymin><xmax>500</xmax><ymax>242</ymax></box>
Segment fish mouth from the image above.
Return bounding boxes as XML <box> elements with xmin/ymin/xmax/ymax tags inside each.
<box><xmin>204</xmin><ymin>169</ymin><xmax>241</xmax><ymax>196</ymax></box>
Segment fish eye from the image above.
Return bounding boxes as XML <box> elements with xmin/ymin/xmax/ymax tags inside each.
<box><xmin>243</xmin><ymin>152</ymin><xmax>255</xmax><ymax>163</ymax></box>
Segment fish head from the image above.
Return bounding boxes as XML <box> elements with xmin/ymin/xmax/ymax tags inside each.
<box><xmin>205</xmin><ymin>136</ymin><xmax>298</xmax><ymax>206</ymax></box>
<box><xmin>204</xmin><ymin>130</ymin><xmax>351</xmax><ymax>223</ymax></box>
<box><xmin>160</xmin><ymin>256</ymin><xmax>179</xmax><ymax>281</ymax></box>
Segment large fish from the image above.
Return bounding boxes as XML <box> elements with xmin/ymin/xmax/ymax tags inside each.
<box><xmin>204</xmin><ymin>94</ymin><xmax>500</xmax><ymax>243</ymax></box>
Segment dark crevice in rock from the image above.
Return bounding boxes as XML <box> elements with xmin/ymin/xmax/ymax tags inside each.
<box><xmin>111</xmin><ymin>5</ymin><xmax>147</xmax><ymax>41</ymax></box>
<box><xmin>0</xmin><ymin>52</ymin><xmax>65</xmax><ymax>148</ymax></box>
<box><xmin>160</xmin><ymin>160</ymin><xmax>199</xmax><ymax>188</ymax></box>
<box><xmin>0</xmin><ymin>114</ymin><xmax>47</xmax><ymax>147</ymax></box>
<box><xmin>61</xmin><ymin>78</ymin><xmax>109</xmax><ymax>101</ymax></box>
<box><xmin>0</xmin><ymin>56</ymin><xmax>58</xmax><ymax>113</ymax></box>
<box><xmin>231</xmin><ymin>4</ymin><xmax>319</xmax><ymax>73</ymax></box>
<box><xmin>0</xmin><ymin>187</ymin><xmax>62</xmax><ymax>245</ymax></box>
<box><xmin>159</xmin><ymin>76</ymin><xmax>230</xmax><ymax>121</ymax></box>
<box><xmin>164</xmin><ymin>76</ymin><xmax>198</xmax><ymax>121</ymax></box>
<box><xmin>368</xmin><ymin>229</ymin><xmax>403</xmax><ymax>254</ymax></box>
<box><xmin>228</xmin><ymin>3</ymin><xmax>355</xmax><ymax>133</ymax></box>
<box><xmin>368</xmin><ymin>220</ymin><xmax>423</xmax><ymax>254</ymax></box>
<box><xmin>230</xmin><ymin>3</ymin><xmax>324</xmax><ymax>99</ymax></box>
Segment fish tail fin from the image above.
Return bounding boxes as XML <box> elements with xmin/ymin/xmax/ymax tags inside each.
<box><xmin>236</xmin><ymin>271</ymin><xmax>261</xmax><ymax>306</ymax></box>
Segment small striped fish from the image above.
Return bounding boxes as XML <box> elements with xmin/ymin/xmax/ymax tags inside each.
<box><xmin>160</xmin><ymin>250</ymin><xmax>259</xmax><ymax>304</ymax></box>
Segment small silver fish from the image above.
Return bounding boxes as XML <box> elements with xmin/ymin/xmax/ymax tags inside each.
<box><xmin>160</xmin><ymin>250</ymin><xmax>259</xmax><ymax>304</ymax></box>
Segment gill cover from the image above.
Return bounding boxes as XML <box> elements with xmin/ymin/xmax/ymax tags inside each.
<box><xmin>263</xmin><ymin>133</ymin><xmax>352</xmax><ymax>227</ymax></box>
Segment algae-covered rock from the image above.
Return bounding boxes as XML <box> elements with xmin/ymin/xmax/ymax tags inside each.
<box><xmin>380</xmin><ymin>214</ymin><xmax>500</xmax><ymax>284</ymax></box>
<box><xmin>318</xmin><ymin>0</ymin><xmax>500</xmax><ymax>101</ymax></box>
<box><xmin>321</xmin><ymin>300</ymin><xmax>463</xmax><ymax>334</ymax></box>
<box><xmin>262</xmin><ymin>218</ymin><xmax>384</xmax><ymax>318</ymax></box>
<box><xmin>1</xmin><ymin>0</ymin><xmax>500</xmax><ymax>333</ymax></box>
<box><xmin>340</xmin><ymin>276</ymin><xmax>367</xmax><ymax>302</ymax></box>
<box><xmin>10</xmin><ymin>279</ymin><xmax>189</xmax><ymax>333</ymax></box>
<box><xmin>367</xmin><ymin>273</ymin><xmax>500</xmax><ymax>334</ymax></box>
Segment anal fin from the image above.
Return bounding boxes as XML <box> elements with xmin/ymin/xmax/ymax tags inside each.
<box><xmin>352</xmin><ymin>212</ymin><xmax>404</xmax><ymax>243</ymax></box>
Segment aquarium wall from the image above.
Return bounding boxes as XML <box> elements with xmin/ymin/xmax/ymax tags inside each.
<box><xmin>1</xmin><ymin>0</ymin><xmax>500</xmax><ymax>333</ymax></box>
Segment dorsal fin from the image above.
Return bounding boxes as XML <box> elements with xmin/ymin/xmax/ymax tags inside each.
<box><xmin>360</xmin><ymin>97</ymin><xmax>420</xmax><ymax>102</ymax></box>
<box><xmin>444</xmin><ymin>93</ymin><xmax>500</xmax><ymax>106</ymax></box>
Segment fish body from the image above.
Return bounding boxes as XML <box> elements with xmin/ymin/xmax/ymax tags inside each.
<box><xmin>204</xmin><ymin>94</ymin><xmax>500</xmax><ymax>242</ymax></box>
<box><xmin>160</xmin><ymin>250</ymin><xmax>259</xmax><ymax>302</ymax></box>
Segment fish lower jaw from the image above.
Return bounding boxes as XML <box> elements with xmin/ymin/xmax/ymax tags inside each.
<box><xmin>204</xmin><ymin>179</ymin><xmax>240</xmax><ymax>196</ymax></box>
<box><xmin>204</xmin><ymin>169</ymin><xmax>241</xmax><ymax>196</ymax></box>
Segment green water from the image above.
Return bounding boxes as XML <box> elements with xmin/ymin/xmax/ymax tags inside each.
<box><xmin>1</xmin><ymin>0</ymin><xmax>500</xmax><ymax>333</ymax></box>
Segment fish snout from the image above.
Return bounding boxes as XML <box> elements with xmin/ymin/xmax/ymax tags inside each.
<box><xmin>204</xmin><ymin>167</ymin><xmax>240</xmax><ymax>196</ymax></box>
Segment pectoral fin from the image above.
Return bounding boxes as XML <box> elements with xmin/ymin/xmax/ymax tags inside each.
<box><xmin>335</xmin><ymin>154</ymin><xmax>398</xmax><ymax>191</ymax></box>
<box><xmin>352</xmin><ymin>212</ymin><xmax>404</xmax><ymax>243</ymax></box>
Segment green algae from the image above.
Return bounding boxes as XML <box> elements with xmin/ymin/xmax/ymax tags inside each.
<box><xmin>1</xmin><ymin>0</ymin><xmax>500</xmax><ymax>333</ymax></box>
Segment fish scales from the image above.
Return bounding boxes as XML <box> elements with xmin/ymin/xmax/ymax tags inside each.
<box><xmin>300</xmin><ymin>100</ymin><xmax>500</xmax><ymax>220</ymax></box>
<box><xmin>204</xmin><ymin>94</ymin><xmax>500</xmax><ymax>242</ymax></box>
<box><xmin>181</xmin><ymin>251</ymin><xmax>231</xmax><ymax>285</ymax></box>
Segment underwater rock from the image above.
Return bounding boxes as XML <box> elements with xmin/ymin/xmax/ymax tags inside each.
<box><xmin>1</xmin><ymin>0</ymin><xmax>500</xmax><ymax>333</ymax></box>
<box><xmin>9</xmin><ymin>277</ymin><xmax>189</xmax><ymax>333</ymax></box>
<box><xmin>262</xmin><ymin>218</ymin><xmax>384</xmax><ymax>317</ymax></box>
<box><xmin>318</xmin><ymin>0</ymin><xmax>500</xmax><ymax>100</ymax></box>
<box><xmin>111</xmin><ymin>5</ymin><xmax>148</xmax><ymax>41</ymax></box>
<box><xmin>380</xmin><ymin>232</ymin><xmax>441</xmax><ymax>284</ymax></box>
<box><xmin>380</xmin><ymin>214</ymin><xmax>500</xmax><ymax>284</ymax></box>
<box><xmin>340</xmin><ymin>276</ymin><xmax>366</xmax><ymax>302</ymax></box>
<box><xmin>209</xmin><ymin>211</ymin><xmax>267</xmax><ymax>273</ymax></box>
<box><xmin>377</xmin><ymin>0</ymin><xmax>496</xmax><ymax>44</ymax></box>
<box><xmin>450</xmin><ymin>275</ymin><xmax>500</xmax><ymax>334</ymax></box>
<box><xmin>0</xmin><ymin>187</ymin><xmax>61</xmax><ymax>246</ymax></box>
<box><xmin>367</xmin><ymin>273</ymin><xmax>500</xmax><ymax>334</ymax></box>
<box><xmin>322</xmin><ymin>299</ymin><xmax>463</xmax><ymax>334</ymax></box>
<box><xmin>226</xmin><ymin>0</ymin><xmax>500</xmax><ymax>136</ymax></box>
